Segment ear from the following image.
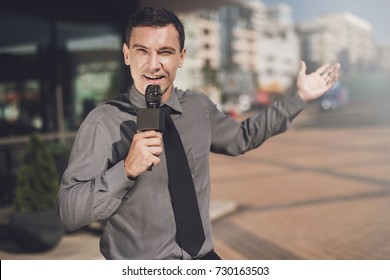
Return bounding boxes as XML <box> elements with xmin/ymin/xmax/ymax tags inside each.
<box><xmin>178</xmin><ymin>48</ymin><xmax>186</xmax><ymax>68</ymax></box>
<box><xmin>123</xmin><ymin>43</ymin><xmax>130</xmax><ymax>65</ymax></box>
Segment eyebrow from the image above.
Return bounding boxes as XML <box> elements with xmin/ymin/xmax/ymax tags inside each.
<box><xmin>132</xmin><ymin>44</ymin><xmax>147</xmax><ymax>50</ymax></box>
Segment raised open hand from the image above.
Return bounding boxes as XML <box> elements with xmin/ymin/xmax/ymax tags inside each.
<box><xmin>296</xmin><ymin>61</ymin><xmax>341</xmax><ymax>102</ymax></box>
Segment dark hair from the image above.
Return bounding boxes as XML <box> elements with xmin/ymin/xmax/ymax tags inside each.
<box><xmin>125</xmin><ymin>7</ymin><xmax>185</xmax><ymax>51</ymax></box>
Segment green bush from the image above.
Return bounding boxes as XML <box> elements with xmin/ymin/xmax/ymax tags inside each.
<box><xmin>14</xmin><ymin>135</ymin><xmax>59</xmax><ymax>213</ymax></box>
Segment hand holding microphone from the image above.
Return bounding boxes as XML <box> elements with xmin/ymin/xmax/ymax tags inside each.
<box><xmin>124</xmin><ymin>85</ymin><xmax>165</xmax><ymax>178</ymax></box>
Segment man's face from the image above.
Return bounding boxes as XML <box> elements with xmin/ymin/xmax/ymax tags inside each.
<box><xmin>123</xmin><ymin>24</ymin><xmax>186</xmax><ymax>102</ymax></box>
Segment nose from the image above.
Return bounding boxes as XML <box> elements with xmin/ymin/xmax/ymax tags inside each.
<box><xmin>148</xmin><ymin>52</ymin><xmax>161</xmax><ymax>71</ymax></box>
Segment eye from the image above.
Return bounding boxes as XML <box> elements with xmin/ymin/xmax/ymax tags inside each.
<box><xmin>135</xmin><ymin>48</ymin><xmax>148</xmax><ymax>54</ymax></box>
<box><xmin>159</xmin><ymin>49</ymin><xmax>175</xmax><ymax>56</ymax></box>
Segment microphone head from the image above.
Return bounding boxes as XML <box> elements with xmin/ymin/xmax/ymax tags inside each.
<box><xmin>145</xmin><ymin>85</ymin><xmax>162</xmax><ymax>108</ymax></box>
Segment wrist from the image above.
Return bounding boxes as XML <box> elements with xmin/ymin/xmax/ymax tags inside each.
<box><xmin>124</xmin><ymin>161</ymin><xmax>138</xmax><ymax>180</ymax></box>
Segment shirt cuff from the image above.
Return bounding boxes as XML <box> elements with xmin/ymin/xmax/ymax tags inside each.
<box><xmin>105</xmin><ymin>160</ymin><xmax>135</xmax><ymax>199</ymax></box>
<box><xmin>282</xmin><ymin>91</ymin><xmax>307</xmax><ymax>117</ymax></box>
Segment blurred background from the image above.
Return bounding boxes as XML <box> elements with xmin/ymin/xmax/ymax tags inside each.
<box><xmin>0</xmin><ymin>0</ymin><xmax>389</xmax><ymax>259</ymax></box>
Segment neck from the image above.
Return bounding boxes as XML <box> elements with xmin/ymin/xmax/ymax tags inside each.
<box><xmin>161</xmin><ymin>85</ymin><xmax>173</xmax><ymax>103</ymax></box>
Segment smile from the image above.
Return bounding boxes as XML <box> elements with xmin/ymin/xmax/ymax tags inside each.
<box><xmin>144</xmin><ymin>74</ymin><xmax>164</xmax><ymax>81</ymax></box>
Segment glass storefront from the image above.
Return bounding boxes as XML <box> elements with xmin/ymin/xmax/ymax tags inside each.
<box><xmin>0</xmin><ymin>11</ymin><xmax>130</xmax><ymax>205</ymax></box>
<box><xmin>0</xmin><ymin>13</ymin><xmax>126</xmax><ymax>136</ymax></box>
<box><xmin>64</xmin><ymin>32</ymin><xmax>124</xmax><ymax>128</ymax></box>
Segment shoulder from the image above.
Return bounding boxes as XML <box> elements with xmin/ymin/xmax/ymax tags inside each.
<box><xmin>174</xmin><ymin>87</ymin><xmax>222</xmax><ymax>121</ymax></box>
<box><xmin>174</xmin><ymin>87</ymin><xmax>213</xmax><ymax>106</ymax></box>
<box><xmin>81</xmin><ymin>98</ymin><xmax>136</xmax><ymax>131</ymax></box>
<box><xmin>82</xmin><ymin>103</ymin><xmax>119</xmax><ymax>125</ymax></box>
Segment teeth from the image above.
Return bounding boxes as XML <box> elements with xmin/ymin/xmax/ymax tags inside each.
<box><xmin>145</xmin><ymin>75</ymin><xmax>162</xmax><ymax>80</ymax></box>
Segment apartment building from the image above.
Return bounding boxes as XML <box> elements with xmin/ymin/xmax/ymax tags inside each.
<box><xmin>297</xmin><ymin>12</ymin><xmax>375</xmax><ymax>74</ymax></box>
<box><xmin>177</xmin><ymin>0</ymin><xmax>301</xmax><ymax>104</ymax></box>
<box><xmin>258</xmin><ymin>4</ymin><xmax>300</xmax><ymax>93</ymax></box>
<box><xmin>176</xmin><ymin>10</ymin><xmax>221</xmax><ymax>94</ymax></box>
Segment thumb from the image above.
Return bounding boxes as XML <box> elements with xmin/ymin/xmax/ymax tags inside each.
<box><xmin>299</xmin><ymin>60</ymin><xmax>307</xmax><ymax>76</ymax></box>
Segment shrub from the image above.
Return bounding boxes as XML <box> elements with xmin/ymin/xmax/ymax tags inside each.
<box><xmin>14</xmin><ymin>135</ymin><xmax>59</xmax><ymax>213</ymax></box>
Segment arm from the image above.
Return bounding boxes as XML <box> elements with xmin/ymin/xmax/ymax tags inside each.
<box><xmin>57</xmin><ymin>122</ymin><xmax>134</xmax><ymax>231</ymax></box>
<box><xmin>209</xmin><ymin>92</ymin><xmax>306</xmax><ymax>156</ymax></box>
<box><xmin>209</xmin><ymin>61</ymin><xmax>340</xmax><ymax>156</ymax></box>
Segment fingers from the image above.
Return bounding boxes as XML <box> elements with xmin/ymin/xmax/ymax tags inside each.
<box><xmin>323</xmin><ymin>63</ymin><xmax>340</xmax><ymax>86</ymax></box>
<box><xmin>124</xmin><ymin>131</ymin><xmax>163</xmax><ymax>178</ymax></box>
<box><xmin>318</xmin><ymin>62</ymin><xmax>340</xmax><ymax>76</ymax></box>
<box><xmin>133</xmin><ymin>130</ymin><xmax>163</xmax><ymax>159</ymax></box>
<box><xmin>316</xmin><ymin>62</ymin><xmax>340</xmax><ymax>88</ymax></box>
<box><xmin>326</xmin><ymin>71</ymin><xmax>339</xmax><ymax>86</ymax></box>
<box><xmin>316</xmin><ymin>63</ymin><xmax>331</xmax><ymax>75</ymax></box>
<box><xmin>135</xmin><ymin>132</ymin><xmax>163</xmax><ymax>150</ymax></box>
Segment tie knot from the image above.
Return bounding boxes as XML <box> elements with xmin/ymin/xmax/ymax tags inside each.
<box><xmin>162</xmin><ymin>105</ymin><xmax>180</xmax><ymax>119</ymax></box>
<box><xmin>161</xmin><ymin>105</ymin><xmax>172</xmax><ymax>114</ymax></box>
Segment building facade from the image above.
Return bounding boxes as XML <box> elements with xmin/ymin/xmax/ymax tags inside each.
<box><xmin>176</xmin><ymin>0</ymin><xmax>300</xmax><ymax>108</ymax></box>
<box><xmin>258</xmin><ymin>3</ymin><xmax>300</xmax><ymax>93</ymax></box>
<box><xmin>297</xmin><ymin>12</ymin><xmax>375</xmax><ymax>74</ymax></box>
<box><xmin>176</xmin><ymin>10</ymin><xmax>221</xmax><ymax>93</ymax></box>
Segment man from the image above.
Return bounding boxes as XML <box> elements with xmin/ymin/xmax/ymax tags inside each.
<box><xmin>57</xmin><ymin>7</ymin><xmax>340</xmax><ymax>260</ymax></box>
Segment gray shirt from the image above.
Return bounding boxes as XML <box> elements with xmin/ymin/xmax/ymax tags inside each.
<box><xmin>57</xmin><ymin>85</ymin><xmax>306</xmax><ymax>259</ymax></box>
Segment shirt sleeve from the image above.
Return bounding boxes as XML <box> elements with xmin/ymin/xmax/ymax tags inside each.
<box><xmin>57</xmin><ymin>121</ymin><xmax>135</xmax><ymax>231</ymax></box>
<box><xmin>209</xmin><ymin>91</ymin><xmax>306</xmax><ymax>156</ymax></box>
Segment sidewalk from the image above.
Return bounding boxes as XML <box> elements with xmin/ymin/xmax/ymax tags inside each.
<box><xmin>211</xmin><ymin>105</ymin><xmax>390</xmax><ymax>259</ymax></box>
<box><xmin>0</xmin><ymin>200</ymin><xmax>238</xmax><ymax>260</ymax></box>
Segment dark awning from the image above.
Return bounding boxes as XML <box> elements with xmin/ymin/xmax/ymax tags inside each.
<box><xmin>140</xmin><ymin>0</ymin><xmax>239</xmax><ymax>12</ymax></box>
<box><xmin>2</xmin><ymin>0</ymin><xmax>139</xmax><ymax>25</ymax></box>
<box><xmin>2</xmin><ymin>0</ymin><xmax>239</xmax><ymax>24</ymax></box>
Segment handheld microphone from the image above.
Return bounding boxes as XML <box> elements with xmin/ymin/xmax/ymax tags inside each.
<box><xmin>136</xmin><ymin>84</ymin><xmax>165</xmax><ymax>132</ymax></box>
<box><xmin>145</xmin><ymin>84</ymin><xmax>162</xmax><ymax>109</ymax></box>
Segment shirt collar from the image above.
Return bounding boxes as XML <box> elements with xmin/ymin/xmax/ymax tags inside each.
<box><xmin>129</xmin><ymin>85</ymin><xmax>183</xmax><ymax>114</ymax></box>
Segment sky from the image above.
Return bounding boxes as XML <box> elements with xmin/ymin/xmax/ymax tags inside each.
<box><xmin>262</xmin><ymin>0</ymin><xmax>390</xmax><ymax>44</ymax></box>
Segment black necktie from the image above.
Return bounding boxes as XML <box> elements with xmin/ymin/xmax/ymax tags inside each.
<box><xmin>161</xmin><ymin>106</ymin><xmax>205</xmax><ymax>258</ymax></box>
